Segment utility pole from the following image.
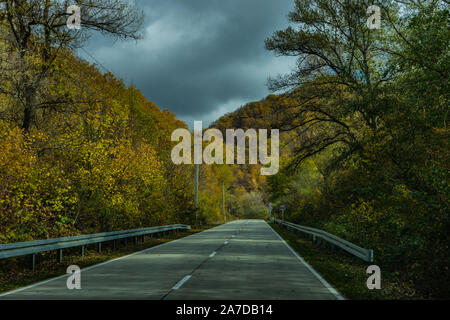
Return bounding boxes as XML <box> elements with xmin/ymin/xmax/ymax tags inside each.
<box><xmin>222</xmin><ymin>181</ymin><xmax>226</xmax><ymax>222</ymax></box>
<box><xmin>195</xmin><ymin>164</ymin><xmax>199</xmax><ymax>223</ymax></box>
<box><xmin>194</xmin><ymin>121</ymin><xmax>202</xmax><ymax>225</ymax></box>
<box><xmin>269</xmin><ymin>203</ymin><xmax>272</xmax><ymax>220</ymax></box>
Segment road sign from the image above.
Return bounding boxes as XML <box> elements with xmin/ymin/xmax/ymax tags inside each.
<box><xmin>280</xmin><ymin>205</ymin><xmax>286</xmax><ymax>221</ymax></box>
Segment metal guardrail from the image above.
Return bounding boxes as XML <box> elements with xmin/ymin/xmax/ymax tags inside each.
<box><xmin>270</xmin><ymin>218</ymin><xmax>373</xmax><ymax>262</ymax></box>
<box><xmin>0</xmin><ymin>224</ymin><xmax>191</xmax><ymax>270</ymax></box>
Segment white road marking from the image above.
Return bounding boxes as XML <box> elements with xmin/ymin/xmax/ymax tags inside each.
<box><xmin>224</xmin><ymin>241</ymin><xmax>229</xmax><ymax>245</ymax></box>
<box><xmin>172</xmin><ymin>275</ymin><xmax>192</xmax><ymax>290</ymax></box>
<box><xmin>264</xmin><ymin>221</ymin><xmax>345</xmax><ymax>300</ymax></box>
<box><xmin>209</xmin><ymin>251</ymin><xmax>217</xmax><ymax>258</ymax></box>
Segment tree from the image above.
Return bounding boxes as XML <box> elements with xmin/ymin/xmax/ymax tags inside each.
<box><xmin>0</xmin><ymin>0</ymin><xmax>143</xmax><ymax>131</ymax></box>
<box><xmin>264</xmin><ymin>0</ymin><xmax>399</xmax><ymax>167</ymax></box>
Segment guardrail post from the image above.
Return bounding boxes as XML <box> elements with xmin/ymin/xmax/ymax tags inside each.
<box><xmin>369</xmin><ymin>249</ymin><xmax>374</xmax><ymax>262</ymax></box>
<box><xmin>113</xmin><ymin>240</ymin><xmax>116</xmax><ymax>250</ymax></box>
<box><xmin>134</xmin><ymin>236</ymin><xmax>137</xmax><ymax>246</ymax></box>
<box><xmin>31</xmin><ymin>254</ymin><xmax>36</xmax><ymax>272</ymax></box>
<box><xmin>57</xmin><ymin>249</ymin><xmax>62</xmax><ymax>263</ymax></box>
<box><xmin>98</xmin><ymin>242</ymin><xmax>102</xmax><ymax>253</ymax></box>
<box><xmin>81</xmin><ymin>245</ymin><xmax>85</xmax><ymax>257</ymax></box>
<box><xmin>124</xmin><ymin>238</ymin><xmax>127</xmax><ymax>249</ymax></box>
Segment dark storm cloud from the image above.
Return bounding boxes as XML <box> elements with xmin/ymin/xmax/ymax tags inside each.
<box><xmin>82</xmin><ymin>0</ymin><xmax>296</xmax><ymax>126</ymax></box>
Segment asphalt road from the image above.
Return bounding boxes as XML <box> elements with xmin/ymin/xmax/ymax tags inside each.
<box><xmin>0</xmin><ymin>220</ymin><xmax>343</xmax><ymax>300</ymax></box>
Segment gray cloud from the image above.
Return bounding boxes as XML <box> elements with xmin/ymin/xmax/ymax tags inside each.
<box><xmin>81</xmin><ymin>0</ymin><xmax>296</xmax><ymax>127</ymax></box>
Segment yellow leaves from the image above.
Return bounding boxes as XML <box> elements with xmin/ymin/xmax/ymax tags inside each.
<box><xmin>0</xmin><ymin>45</ymin><xmax>224</xmax><ymax>239</ymax></box>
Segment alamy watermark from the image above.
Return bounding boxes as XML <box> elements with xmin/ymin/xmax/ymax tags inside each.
<box><xmin>66</xmin><ymin>5</ymin><xmax>81</xmax><ymax>30</ymax></box>
<box><xmin>171</xmin><ymin>121</ymin><xmax>279</xmax><ymax>176</ymax></box>
<box><xmin>367</xmin><ymin>5</ymin><xmax>381</xmax><ymax>29</ymax></box>
<box><xmin>66</xmin><ymin>265</ymin><xmax>81</xmax><ymax>290</ymax></box>
<box><xmin>65</xmin><ymin>3</ymin><xmax>381</xmax><ymax>31</ymax></box>
<box><xmin>366</xmin><ymin>265</ymin><xmax>381</xmax><ymax>289</ymax></box>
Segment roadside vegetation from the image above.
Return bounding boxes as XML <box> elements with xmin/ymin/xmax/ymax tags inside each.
<box><xmin>213</xmin><ymin>1</ymin><xmax>449</xmax><ymax>299</ymax></box>
<box><xmin>0</xmin><ymin>1</ymin><xmax>234</xmax><ymax>244</ymax></box>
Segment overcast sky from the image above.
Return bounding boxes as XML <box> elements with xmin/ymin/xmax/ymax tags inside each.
<box><xmin>80</xmin><ymin>0</ymin><xmax>296</xmax><ymax>128</ymax></box>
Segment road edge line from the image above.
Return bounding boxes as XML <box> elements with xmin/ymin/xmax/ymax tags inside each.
<box><xmin>264</xmin><ymin>220</ymin><xmax>346</xmax><ymax>300</ymax></box>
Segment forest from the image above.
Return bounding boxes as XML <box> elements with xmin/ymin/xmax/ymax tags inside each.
<box><xmin>214</xmin><ymin>0</ymin><xmax>449</xmax><ymax>298</ymax></box>
<box><xmin>0</xmin><ymin>0</ymin><xmax>448</xmax><ymax>299</ymax></box>
<box><xmin>0</xmin><ymin>1</ymin><xmax>240</xmax><ymax>242</ymax></box>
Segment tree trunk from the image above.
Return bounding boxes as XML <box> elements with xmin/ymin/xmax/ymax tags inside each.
<box><xmin>22</xmin><ymin>87</ymin><xmax>35</xmax><ymax>132</ymax></box>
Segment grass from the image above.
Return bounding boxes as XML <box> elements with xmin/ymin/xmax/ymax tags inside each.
<box><xmin>0</xmin><ymin>224</ymin><xmax>217</xmax><ymax>294</ymax></box>
<box><xmin>269</xmin><ymin>222</ymin><xmax>422</xmax><ymax>300</ymax></box>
